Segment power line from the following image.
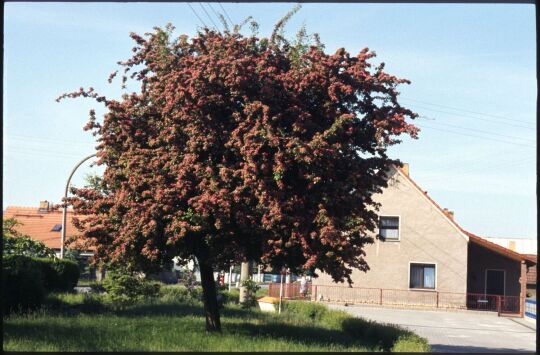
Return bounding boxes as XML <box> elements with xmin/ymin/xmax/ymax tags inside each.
<box><xmin>187</xmin><ymin>3</ymin><xmax>207</xmax><ymax>29</ymax></box>
<box><xmin>408</xmin><ymin>103</ymin><xmax>535</xmax><ymax>130</ymax></box>
<box><xmin>199</xmin><ymin>3</ymin><xmax>219</xmax><ymax>31</ymax></box>
<box><xmin>217</xmin><ymin>2</ymin><xmax>234</xmax><ymax>27</ymax></box>
<box><xmin>402</xmin><ymin>97</ymin><xmax>535</xmax><ymax>126</ymax></box>
<box><xmin>416</xmin><ymin>123</ymin><xmax>536</xmax><ymax>148</ymax></box>
<box><xmin>7</xmin><ymin>134</ymin><xmax>96</xmax><ymax>147</ymax></box>
<box><xmin>417</xmin><ymin>116</ymin><xmax>536</xmax><ymax>143</ymax></box>
<box><xmin>206</xmin><ymin>2</ymin><xmax>225</xmax><ymax>30</ymax></box>
<box><xmin>419</xmin><ymin>155</ymin><xmax>535</xmax><ymax>184</ymax></box>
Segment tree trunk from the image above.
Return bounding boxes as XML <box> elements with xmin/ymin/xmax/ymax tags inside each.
<box><xmin>239</xmin><ymin>261</ymin><xmax>252</xmax><ymax>304</ymax></box>
<box><xmin>197</xmin><ymin>257</ymin><xmax>221</xmax><ymax>332</ymax></box>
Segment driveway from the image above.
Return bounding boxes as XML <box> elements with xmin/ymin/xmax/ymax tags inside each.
<box><xmin>328</xmin><ymin>304</ymin><xmax>536</xmax><ymax>353</ymax></box>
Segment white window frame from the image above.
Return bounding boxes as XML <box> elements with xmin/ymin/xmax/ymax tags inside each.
<box><xmin>408</xmin><ymin>261</ymin><xmax>437</xmax><ymax>291</ymax></box>
<box><xmin>484</xmin><ymin>269</ymin><xmax>506</xmax><ymax>297</ymax></box>
<box><xmin>379</xmin><ymin>215</ymin><xmax>401</xmax><ymax>242</ymax></box>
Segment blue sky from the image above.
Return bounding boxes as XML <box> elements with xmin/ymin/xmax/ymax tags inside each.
<box><xmin>3</xmin><ymin>3</ymin><xmax>536</xmax><ymax>239</ymax></box>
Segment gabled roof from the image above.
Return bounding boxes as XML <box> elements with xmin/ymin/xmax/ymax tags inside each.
<box><xmin>3</xmin><ymin>206</ymin><xmax>79</xmax><ymax>250</ymax></box>
<box><xmin>465</xmin><ymin>231</ymin><xmax>537</xmax><ymax>265</ymax></box>
<box><xmin>393</xmin><ymin>165</ymin><xmax>536</xmax><ymax>266</ymax></box>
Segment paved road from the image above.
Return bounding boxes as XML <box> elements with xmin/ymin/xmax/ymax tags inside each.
<box><xmin>328</xmin><ymin>304</ymin><xmax>536</xmax><ymax>353</ymax></box>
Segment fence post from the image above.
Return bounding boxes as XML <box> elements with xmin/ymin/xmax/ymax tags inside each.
<box><xmin>436</xmin><ymin>292</ymin><xmax>439</xmax><ymax>308</ymax></box>
<box><xmin>497</xmin><ymin>295</ymin><xmax>501</xmax><ymax>316</ymax></box>
<box><xmin>379</xmin><ymin>289</ymin><xmax>383</xmax><ymax>305</ymax></box>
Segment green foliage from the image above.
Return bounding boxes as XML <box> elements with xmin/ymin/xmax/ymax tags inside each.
<box><xmin>240</xmin><ymin>279</ymin><xmax>261</xmax><ymax>309</ymax></box>
<box><xmin>282</xmin><ymin>301</ymin><xmax>430</xmax><ymax>352</ymax></box>
<box><xmin>4</xmin><ymin>295</ymin><xmax>430</xmax><ymax>352</ymax></box>
<box><xmin>3</xmin><ymin>218</ymin><xmax>56</xmax><ymax>258</ymax></box>
<box><xmin>102</xmin><ymin>270</ymin><xmax>161</xmax><ymax>306</ymax></box>
<box><xmin>283</xmin><ymin>300</ymin><xmax>329</xmax><ymax>321</ymax></box>
<box><xmin>2</xmin><ymin>255</ymin><xmax>46</xmax><ymax>314</ymax></box>
<box><xmin>159</xmin><ymin>285</ymin><xmax>202</xmax><ymax>304</ymax></box>
<box><xmin>391</xmin><ymin>335</ymin><xmax>431</xmax><ymax>352</ymax></box>
<box><xmin>220</xmin><ymin>288</ymin><xmax>240</xmax><ymax>305</ymax></box>
<box><xmin>2</xmin><ymin>255</ymin><xmax>80</xmax><ymax>314</ymax></box>
<box><xmin>34</xmin><ymin>258</ymin><xmax>80</xmax><ymax>292</ymax></box>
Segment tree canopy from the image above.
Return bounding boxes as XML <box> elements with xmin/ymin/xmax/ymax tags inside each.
<box><xmin>59</xmin><ymin>14</ymin><xmax>418</xmax><ymax>330</ymax></box>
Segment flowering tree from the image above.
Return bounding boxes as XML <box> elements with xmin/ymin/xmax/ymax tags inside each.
<box><xmin>59</xmin><ymin>13</ymin><xmax>418</xmax><ymax>331</ymax></box>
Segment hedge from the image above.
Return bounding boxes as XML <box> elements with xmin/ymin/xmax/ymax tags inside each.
<box><xmin>2</xmin><ymin>255</ymin><xmax>80</xmax><ymax>314</ymax></box>
<box><xmin>2</xmin><ymin>255</ymin><xmax>46</xmax><ymax>314</ymax></box>
<box><xmin>34</xmin><ymin>258</ymin><xmax>80</xmax><ymax>292</ymax></box>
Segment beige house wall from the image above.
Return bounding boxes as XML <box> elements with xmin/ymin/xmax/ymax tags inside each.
<box><xmin>313</xmin><ymin>167</ymin><xmax>469</xmax><ymax>306</ymax></box>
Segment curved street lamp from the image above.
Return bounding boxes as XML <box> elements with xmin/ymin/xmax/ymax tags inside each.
<box><xmin>60</xmin><ymin>153</ymin><xmax>97</xmax><ymax>259</ymax></box>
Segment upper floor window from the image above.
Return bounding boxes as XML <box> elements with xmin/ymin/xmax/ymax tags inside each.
<box><xmin>379</xmin><ymin>216</ymin><xmax>400</xmax><ymax>241</ymax></box>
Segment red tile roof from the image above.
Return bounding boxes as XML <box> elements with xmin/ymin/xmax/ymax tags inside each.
<box><xmin>3</xmin><ymin>206</ymin><xmax>83</xmax><ymax>250</ymax></box>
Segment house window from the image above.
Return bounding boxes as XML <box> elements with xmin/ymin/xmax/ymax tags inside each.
<box><xmin>51</xmin><ymin>224</ymin><xmax>62</xmax><ymax>232</ymax></box>
<box><xmin>379</xmin><ymin>216</ymin><xmax>399</xmax><ymax>241</ymax></box>
<box><xmin>409</xmin><ymin>263</ymin><xmax>436</xmax><ymax>289</ymax></box>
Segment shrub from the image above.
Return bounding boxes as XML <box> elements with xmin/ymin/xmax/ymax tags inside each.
<box><xmin>102</xmin><ymin>270</ymin><xmax>161</xmax><ymax>306</ymax></box>
<box><xmin>220</xmin><ymin>289</ymin><xmax>240</xmax><ymax>305</ymax></box>
<box><xmin>240</xmin><ymin>279</ymin><xmax>261</xmax><ymax>309</ymax></box>
<box><xmin>2</xmin><ymin>255</ymin><xmax>46</xmax><ymax>314</ymax></box>
<box><xmin>89</xmin><ymin>281</ymin><xmax>105</xmax><ymax>293</ymax></box>
<box><xmin>34</xmin><ymin>258</ymin><xmax>80</xmax><ymax>292</ymax></box>
<box><xmin>283</xmin><ymin>300</ymin><xmax>329</xmax><ymax>321</ymax></box>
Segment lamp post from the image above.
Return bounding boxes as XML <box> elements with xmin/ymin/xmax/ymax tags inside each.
<box><xmin>60</xmin><ymin>153</ymin><xmax>96</xmax><ymax>259</ymax></box>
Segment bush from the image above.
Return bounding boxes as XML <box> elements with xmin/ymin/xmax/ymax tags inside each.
<box><xmin>102</xmin><ymin>270</ymin><xmax>161</xmax><ymax>306</ymax></box>
<box><xmin>220</xmin><ymin>289</ymin><xmax>240</xmax><ymax>305</ymax></box>
<box><xmin>240</xmin><ymin>279</ymin><xmax>261</xmax><ymax>309</ymax></box>
<box><xmin>35</xmin><ymin>258</ymin><xmax>80</xmax><ymax>292</ymax></box>
<box><xmin>2</xmin><ymin>255</ymin><xmax>46</xmax><ymax>314</ymax></box>
<box><xmin>283</xmin><ymin>300</ymin><xmax>329</xmax><ymax>321</ymax></box>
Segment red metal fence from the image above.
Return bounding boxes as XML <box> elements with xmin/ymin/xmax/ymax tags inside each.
<box><xmin>267</xmin><ymin>283</ymin><xmax>523</xmax><ymax>316</ymax></box>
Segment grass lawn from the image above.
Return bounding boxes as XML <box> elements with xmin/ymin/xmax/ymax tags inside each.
<box><xmin>3</xmin><ymin>289</ymin><xmax>429</xmax><ymax>352</ymax></box>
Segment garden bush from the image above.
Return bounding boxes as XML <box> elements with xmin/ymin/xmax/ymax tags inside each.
<box><xmin>283</xmin><ymin>300</ymin><xmax>329</xmax><ymax>321</ymax></box>
<box><xmin>102</xmin><ymin>270</ymin><xmax>161</xmax><ymax>306</ymax></box>
<box><xmin>220</xmin><ymin>289</ymin><xmax>240</xmax><ymax>305</ymax></box>
<box><xmin>34</xmin><ymin>258</ymin><xmax>80</xmax><ymax>292</ymax></box>
<box><xmin>160</xmin><ymin>285</ymin><xmax>193</xmax><ymax>303</ymax></box>
<box><xmin>2</xmin><ymin>255</ymin><xmax>46</xmax><ymax>314</ymax></box>
<box><xmin>240</xmin><ymin>279</ymin><xmax>261</xmax><ymax>309</ymax></box>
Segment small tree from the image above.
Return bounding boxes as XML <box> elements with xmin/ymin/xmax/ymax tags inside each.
<box><xmin>59</xmin><ymin>7</ymin><xmax>417</xmax><ymax>331</ymax></box>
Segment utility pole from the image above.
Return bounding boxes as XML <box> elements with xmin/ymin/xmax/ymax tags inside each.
<box><xmin>60</xmin><ymin>153</ymin><xmax>96</xmax><ymax>259</ymax></box>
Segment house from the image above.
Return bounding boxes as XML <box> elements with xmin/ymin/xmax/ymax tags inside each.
<box><xmin>3</xmin><ymin>201</ymin><xmax>99</xmax><ymax>277</ymax></box>
<box><xmin>312</xmin><ymin>164</ymin><xmax>536</xmax><ymax>316</ymax></box>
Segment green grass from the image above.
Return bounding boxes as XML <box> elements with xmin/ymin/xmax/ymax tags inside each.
<box><xmin>3</xmin><ymin>292</ymin><xmax>429</xmax><ymax>352</ymax></box>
